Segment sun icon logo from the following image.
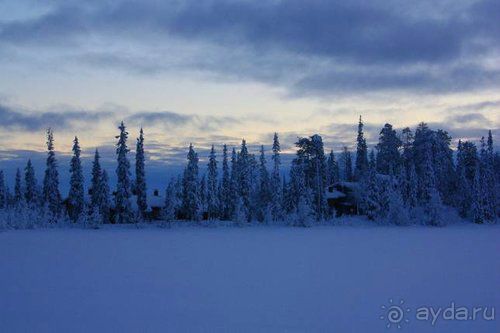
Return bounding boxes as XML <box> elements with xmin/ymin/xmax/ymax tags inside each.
<box><xmin>379</xmin><ymin>299</ymin><xmax>411</xmax><ymax>329</ymax></box>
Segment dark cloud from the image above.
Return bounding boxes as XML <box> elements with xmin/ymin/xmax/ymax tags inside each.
<box><xmin>1</xmin><ymin>0</ymin><xmax>498</xmax><ymax>96</ymax></box>
<box><xmin>0</xmin><ymin>103</ymin><xmax>112</xmax><ymax>131</ymax></box>
<box><xmin>126</xmin><ymin>111</ymin><xmax>239</xmax><ymax>132</ymax></box>
<box><xmin>165</xmin><ymin>0</ymin><xmax>466</xmax><ymax>65</ymax></box>
<box><xmin>446</xmin><ymin>100</ymin><xmax>500</xmax><ymax>113</ymax></box>
<box><xmin>0</xmin><ymin>102</ymin><xmax>239</xmax><ymax>133</ymax></box>
<box><xmin>126</xmin><ymin>111</ymin><xmax>192</xmax><ymax>127</ymax></box>
<box><xmin>444</xmin><ymin>113</ymin><xmax>492</xmax><ymax>128</ymax></box>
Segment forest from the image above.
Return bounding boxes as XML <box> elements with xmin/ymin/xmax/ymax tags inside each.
<box><xmin>0</xmin><ymin>117</ymin><xmax>498</xmax><ymax>229</ymax></box>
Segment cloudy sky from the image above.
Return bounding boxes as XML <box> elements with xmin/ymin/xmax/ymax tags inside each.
<box><xmin>0</xmin><ymin>0</ymin><xmax>499</xmax><ymax>189</ymax></box>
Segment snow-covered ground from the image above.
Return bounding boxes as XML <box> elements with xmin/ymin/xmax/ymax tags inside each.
<box><xmin>1</xmin><ymin>221</ymin><xmax>498</xmax><ymax>332</ymax></box>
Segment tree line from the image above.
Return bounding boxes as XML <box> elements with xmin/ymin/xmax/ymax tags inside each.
<box><xmin>0</xmin><ymin>117</ymin><xmax>498</xmax><ymax>228</ymax></box>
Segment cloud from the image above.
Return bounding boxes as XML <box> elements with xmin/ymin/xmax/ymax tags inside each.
<box><xmin>1</xmin><ymin>0</ymin><xmax>499</xmax><ymax>96</ymax></box>
<box><xmin>0</xmin><ymin>103</ymin><xmax>113</xmax><ymax>131</ymax></box>
<box><xmin>125</xmin><ymin>111</ymin><xmax>240</xmax><ymax>132</ymax></box>
<box><xmin>444</xmin><ymin>113</ymin><xmax>492</xmax><ymax>128</ymax></box>
<box><xmin>446</xmin><ymin>100</ymin><xmax>500</xmax><ymax>113</ymax></box>
<box><xmin>126</xmin><ymin>111</ymin><xmax>192</xmax><ymax>127</ymax></box>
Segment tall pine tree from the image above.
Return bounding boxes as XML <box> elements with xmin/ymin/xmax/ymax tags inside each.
<box><xmin>270</xmin><ymin>133</ymin><xmax>283</xmax><ymax>221</ymax></box>
<box><xmin>376</xmin><ymin>123</ymin><xmax>401</xmax><ymax>175</ymax></box>
<box><xmin>326</xmin><ymin>150</ymin><xmax>339</xmax><ymax>186</ymax></box>
<box><xmin>90</xmin><ymin>149</ymin><xmax>110</xmax><ymax>223</ymax></box>
<box><xmin>135</xmin><ymin>128</ymin><xmax>147</xmax><ymax>219</ymax></box>
<box><xmin>182</xmin><ymin>144</ymin><xmax>201</xmax><ymax>221</ymax></box>
<box><xmin>0</xmin><ymin>170</ymin><xmax>6</xmax><ymax>209</ymax></box>
<box><xmin>257</xmin><ymin>145</ymin><xmax>271</xmax><ymax>222</ymax></box>
<box><xmin>219</xmin><ymin>144</ymin><xmax>231</xmax><ymax>220</ymax></box>
<box><xmin>207</xmin><ymin>145</ymin><xmax>219</xmax><ymax>220</ymax></box>
<box><xmin>24</xmin><ymin>159</ymin><xmax>37</xmax><ymax>205</ymax></box>
<box><xmin>355</xmin><ymin>116</ymin><xmax>369</xmax><ymax>180</ymax></box>
<box><xmin>237</xmin><ymin>140</ymin><xmax>251</xmax><ymax>221</ymax></box>
<box><xmin>43</xmin><ymin>128</ymin><xmax>61</xmax><ymax>217</ymax></box>
<box><xmin>14</xmin><ymin>168</ymin><xmax>22</xmax><ymax>204</ymax></box>
<box><xmin>341</xmin><ymin>146</ymin><xmax>353</xmax><ymax>181</ymax></box>
<box><xmin>68</xmin><ymin>136</ymin><xmax>84</xmax><ymax>222</ymax></box>
<box><xmin>115</xmin><ymin>121</ymin><xmax>133</xmax><ymax>223</ymax></box>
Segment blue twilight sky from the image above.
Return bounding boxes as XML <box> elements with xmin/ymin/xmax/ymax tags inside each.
<box><xmin>0</xmin><ymin>0</ymin><xmax>499</xmax><ymax>191</ymax></box>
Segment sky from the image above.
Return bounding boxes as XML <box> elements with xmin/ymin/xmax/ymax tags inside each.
<box><xmin>0</xmin><ymin>0</ymin><xmax>499</xmax><ymax>190</ymax></box>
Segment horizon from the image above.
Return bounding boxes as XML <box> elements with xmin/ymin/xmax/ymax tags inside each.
<box><xmin>0</xmin><ymin>119</ymin><xmax>496</xmax><ymax>194</ymax></box>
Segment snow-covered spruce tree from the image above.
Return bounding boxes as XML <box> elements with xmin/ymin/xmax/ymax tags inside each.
<box><xmin>368</xmin><ymin>148</ymin><xmax>376</xmax><ymax>170</ymax></box>
<box><xmin>487</xmin><ymin>130</ymin><xmax>499</xmax><ymax>218</ymax></box>
<box><xmin>456</xmin><ymin>140</ymin><xmax>477</xmax><ymax>217</ymax></box>
<box><xmin>471</xmin><ymin>161</ymin><xmax>484</xmax><ymax>224</ymax></box>
<box><xmin>115</xmin><ymin>121</ymin><xmax>133</xmax><ymax>224</ymax></box>
<box><xmin>68</xmin><ymin>136</ymin><xmax>85</xmax><ymax>222</ymax></box>
<box><xmin>135</xmin><ymin>128</ymin><xmax>147</xmax><ymax>219</ymax></box>
<box><xmin>0</xmin><ymin>170</ymin><xmax>6</xmax><ymax>209</ymax></box>
<box><xmin>237</xmin><ymin>140</ymin><xmax>252</xmax><ymax>221</ymax></box>
<box><xmin>432</xmin><ymin>130</ymin><xmax>456</xmax><ymax>205</ymax></box>
<box><xmin>418</xmin><ymin>147</ymin><xmax>444</xmax><ymax>226</ymax></box>
<box><xmin>164</xmin><ymin>178</ymin><xmax>178</xmax><ymax>222</ymax></box>
<box><xmin>248</xmin><ymin>153</ymin><xmax>259</xmax><ymax>220</ymax></box>
<box><xmin>376</xmin><ymin>123</ymin><xmax>401</xmax><ymax>175</ymax></box>
<box><xmin>87</xmin><ymin>205</ymin><xmax>102</xmax><ymax>229</ymax></box>
<box><xmin>14</xmin><ymin>168</ymin><xmax>22</xmax><ymax>205</ymax></box>
<box><xmin>326</xmin><ymin>150</ymin><xmax>339</xmax><ymax>187</ymax></box>
<box><xmin>282</xmin><ymin>175</ymin><xmax>294</xmax><ymax>214</ymax></box>
<box><xmin>295</xmin><ymin>189</ymin><xmax>314</xmax><ymax>227</ymax></box>
<box><xmin>461</xmin><ymin>141</ymin><xmax>479</xmax><ymax>182</ymax></box>
<box><xmin>5</xmin><ymin>185</ymin><xmax>13</xmax><ymax>208</ymax></box>
<box><xmin>100</xmin><ymin>169</ymin><xmax>111</xmax><ymax>222</ymax></box>
<box><xmin>355</xmin><ymin>115</ymin><xmax>369</xmax><ymax>180</ymax></box>
<box><xmin>287</xmin><ymin>154</ymin><xmax>314</xmax><ymax>225</ymax></box>
<box><xmin>405</xmin><ymin>162</ymin><xmax>418</xmax><ymax>210</ymax></box>
<box><xmin>89</xmin><ymin>149</ymin><xmax>109</xmax><ymax>224</ymax></box>
<box><xmin>90</xmin><ymin>149</ymin><xmax>102</xmax><ymax>212</ymax></box>
<box><xmin>456</xmin><ymin>158</ymin><xmax>471</xmax><ymax>218</ymax></box>
<box><xmin>412</xmin><ymin>122</ymin><xmax>433</xmax><ymax>175</ymax></box>
<box><xmin>207</xmin><ymin>145</ymin><xmax>219</xmax><ymax>220</ymax></box>
<box><xmin>387</xmin><ymin>176</ymin><xmax>410</xmax><ymax>225</ymax></box>
<box><xmin>286</xmin><ymin>159</ymin><xmax>301</xmax><ymax>214</ymax></box>
<box><xmin>199</xmin><ymin>174</ymin><xmax>207</xmax><ymax>214</ymax></box>
<box><xmin>400</xmin><ymin>127</ymin><xmax>417</xmax><ymax>210</ymax></box>
<box><xmin>233</xmin><ymin>196</ymin><xmax>247</xmax><ymax>226</ymax></box>
<box><xmin>24</xmin><ymin>159</ymin><xmax>38</xmax><ymax>205</ymax></box>
<box><xmin>341</xmin><ymin>146</ymin><xmax>353</xmax><ymax>181</ymax></box>
<box><xmin>219</xmin><ymin>144</ymin><xmax>231</xmax><ymax>220</ymax></box>
<box><xmin>401</xmin><ymin>127</ymin><xmax>414</xmax><ymax>170</ymax></box>
<box><xmin>257</xmin><ymin>145</ymin><xmax>271</xmax><ymax>222</ymax></box>
<box><xmin>409</xmin><ymin>124</ymin><xmax>455</xmax><ymax>205</ymax></box>
<box><xmin>310</xmin><ymin>135</ymin><xmax>328</xmax><ymax>219</ymax></box>
<box><xmin>182</xmin><ymin>144</ymin><xmax>201</xmax><ymax>221</ymax></box>
<box><xmin>360</xmin><ymin>151</ymin><xmax>381</xmax><ymax>220</ymax></box>
<box><xmin>479</xmin><ymin>136</ymin><xmax>495</xmax><ymax>222</ymax></box>
<box><xmin>270</xmin><ymin>133</ymin><xmax>283</xmax><ymax>222</ymax></box>
<box><xmin>493</xmin><ymin>152</ymin><xmax>500</xmax><ymax>218</ymax></box>
<box><xmin>43</xmin><ymin>128</ymin><xmax>62</xmax><ymax>218</ymax></box>
<box><xmin>229</xmin><ymin>147</ymin><xmax>239</xmax><ymax>218</ymax></box>
<box><xmin>295</xmin><ymin>135</ymin><xmax>328</xmax><ymax>220</ymax></box>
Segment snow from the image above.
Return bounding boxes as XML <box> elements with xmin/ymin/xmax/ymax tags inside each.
<box><xmin>0</xmin><ymin>222</ymin><xmax>498</xmax><ymax>332</ymax></box>
<box><xmin>325</xmin><ymin>189</ymin><xmax>346</xmax><ymax>199</ymax></box>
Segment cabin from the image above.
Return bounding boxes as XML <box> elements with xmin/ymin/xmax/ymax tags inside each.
<box><xmin>145</xmin><ymin>189</ymin><xmax>164</xmax><ymax>220</ymax></box>
<box><xmin>326</xmin><ymin>182</ymin><xmax>361</xmax><ymax>216</ymax></box>
<box><xmin>105</xmin><ymin>188</ymin><xmax>164</xmax><ymax>222</ymax></box>
<box><xmin>130</xmin><ymin>189</ymin><xmax>164</xmax><ymax>220</ymax></box>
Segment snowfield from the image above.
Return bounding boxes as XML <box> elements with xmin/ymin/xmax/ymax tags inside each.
<box><xmin>1</xmin><ymin>221</ymin><xmax>499</xmax><ymax>332</ymax></box>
